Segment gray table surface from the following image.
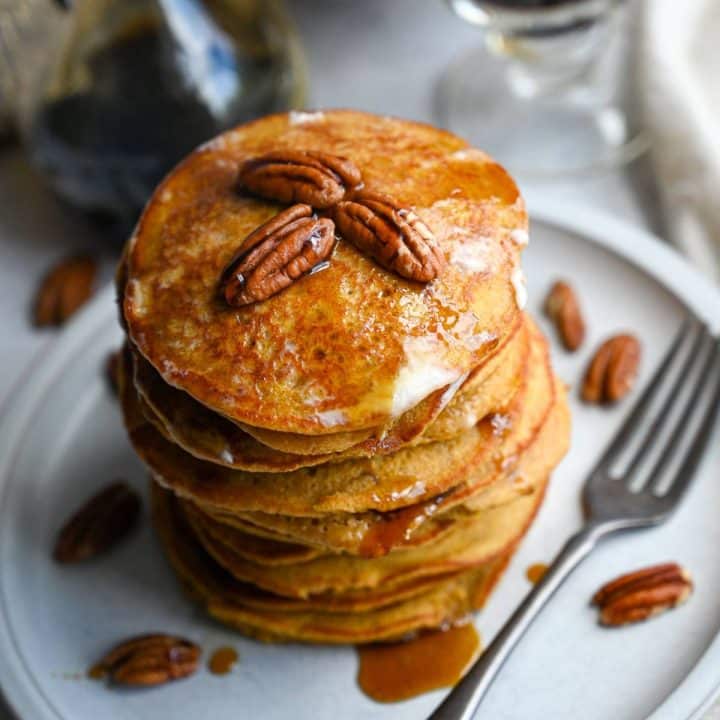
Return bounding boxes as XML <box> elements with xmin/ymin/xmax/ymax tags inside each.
<box><xmin>0</xmin><ymin>1</ymin><xmax>716</xmax><ymax>718</ymax></box>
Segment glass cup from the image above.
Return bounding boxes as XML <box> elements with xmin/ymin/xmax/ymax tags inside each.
<box><xmin>437</xmin><ymin>0</ymin><xmax>649</xmax><ymax>178</ymax></box>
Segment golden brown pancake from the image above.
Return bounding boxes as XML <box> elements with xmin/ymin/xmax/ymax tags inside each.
<box><xmin>129</xmin><ymin>316</ymin><xmax>529</xmax><ymax>470</ymax></box>
<box><xmin>118</xmin><ymin>326</ymin><xmax>552</xmax><ymax>517</ymax></box>
<box><xmin>180</xmin><ymin>473</ymin><xmax>547</xmax><ymax>599</ymax></box>
<box><xmin>190</xmin><ymin>376</ymin><xmax>569</xmax><ymax>558</ymax></box>
<box><xmin>123</xmin><ymin>110</ymin><xmax>527</xmax><ymax>436</ymax></box>
<box><xmin>152</xmin><ymin>483</ymin><xmax>525</xmax><ymax>643</ymax></box>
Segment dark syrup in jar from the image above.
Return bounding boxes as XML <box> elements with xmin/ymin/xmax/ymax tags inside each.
<box><xmin>29</xmin><ymin>14</ymin><xmax>296</xmax><ymax>227</ymax></box>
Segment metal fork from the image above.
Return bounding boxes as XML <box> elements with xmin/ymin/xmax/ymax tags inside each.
<box><xmin>429</xmin><ymin>317</ymin><xmax>720</xmax><ymax>720</ymax></box>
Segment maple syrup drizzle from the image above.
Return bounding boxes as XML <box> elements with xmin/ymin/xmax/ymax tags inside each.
<box><xmin>359</xmin><ymin>493</ymin><xmax>449</xmax><ymax>558</ymax></box>
<box><xmin>208</xmin><ymin>646</ymin><xmax>239</xmax><ymax>675</ymax></box>
<box><xmin>526</xmin><ymin>563</ymin><xmax>548</xmax><ymax>585</ymax></box>
<box><xmin>357</xmin><ymin>624</ymin><xmax>481</xmax><ymax>703</ymax></box>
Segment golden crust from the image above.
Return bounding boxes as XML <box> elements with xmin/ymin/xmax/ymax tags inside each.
<box><xmin>151</xmin><ymin>481</ymin><xmax>534</xmax><ymax>643</ymax></box>
<box><xmin>118</xmin><ymin>325</ymin><xmax>553</xmax><ymax>517</ymax></box>
<box><xmin>193</xmin><ymin>375</ymin><xmax>569</xmax><ymax>558</ymax></box>
<box><xmin>129</xmin><ymin>314</ymin><xmax>528</xmax><ymax>470</ymax></box>
<box><xmin>123</xmin><ymin>110</ymin><xmax>526</xmax><ymax>434</ymax></box>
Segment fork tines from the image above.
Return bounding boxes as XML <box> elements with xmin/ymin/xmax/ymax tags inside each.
<box><xmin>592</xmin><ymin>317</ymin><xmax>720</xmax><ymax>503</ymax></box>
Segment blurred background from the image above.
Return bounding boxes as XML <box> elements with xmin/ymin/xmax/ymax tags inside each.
<box><xmin>0</xmin><ymin>0</ymin><xmax>718</xmax><ymax>440</ymax></box>
<box><xmin>0</xmin><ymin>1</ymin><xmax>719</xmax><ymax>717</ymax></box>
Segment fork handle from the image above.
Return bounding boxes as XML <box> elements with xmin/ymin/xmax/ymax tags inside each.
<box><xmin>428</xmin><ymin>523</ymin><xmax>606</xmax><ymax>720</ymax></box>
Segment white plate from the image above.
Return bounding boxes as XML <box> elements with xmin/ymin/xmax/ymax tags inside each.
<box><xmin>0</xmin><ymin>201</ymin><xmax>718</xmax><ymax>720</ymax></box>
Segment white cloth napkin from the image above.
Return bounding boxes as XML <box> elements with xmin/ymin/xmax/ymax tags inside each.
<box><xmin>640</xmin><ymin>0</ymin><xmax>720</xmax><ymax>284</ymax></box>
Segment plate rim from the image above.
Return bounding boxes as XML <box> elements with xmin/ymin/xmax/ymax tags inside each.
<box><xmin>0</xmin><ymin>201</ymin><xmax>717</xmax><ymax>720</ymax></box>
<box><xmin>528</xmin><ymin>198</ymin><xmax>720</xmax><ymax>720</ymax></box>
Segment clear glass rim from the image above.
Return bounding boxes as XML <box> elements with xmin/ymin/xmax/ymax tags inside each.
<box><xmin>446</xmin><ymin>0</ymin><xmax>625</xmax><ymax>32</ymax></box>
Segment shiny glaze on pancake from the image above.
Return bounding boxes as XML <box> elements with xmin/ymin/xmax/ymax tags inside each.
<box><xmin>118</xmin><ymin>329</ymin><xmax>552</xmax><ymax>517</ymax></box>
<box><xmin>124</xmin><ymin>110</ymin><xmax>525</xmax><ymax>433</ymax></box>
<box><xmin>152</xmin><ymin>483</ymin><xmax>530</xmax><ymax>643</ymax></box>
<box><xmin>129</xmin><ymin>315</ymin><xmax>528</xmax><ymax>470</ymax></box>
<box><xmin>185</xmin><ymin>382</ymin><xmax>567</xmax><ymax>563</ymax></box>
<box><xmin>193</xmin><ymin>344</ymin><xmax>569</xmax><ymax>559</ymax></box>
<box><xmin>180</xmin><ymin>474</ymin><xmax>549</xmax><ymax>598</ymax></box>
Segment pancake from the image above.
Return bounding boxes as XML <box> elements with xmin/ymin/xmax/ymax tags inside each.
<box><xmin>152</xmin><ymin>484</ymin><xmax>523</xmax><ymax>643</ymax></box>
<box><xmin>119</xmin><ymin>325</ymin><xmax>552</xmax><ymax>517</ymax></box>
<box><xmin>130</xmin><ymin>315</ymin><xmax>529</xmax><ymax>470</ymax></box>
<box><xmin>123</xmin><ymin>110</ymin><xmax>526</xmax><ymax>436</ymax></box>
<box><xmin>180</xmin><ymin>472</ymin><xmax>547</xmax><ymax>599</ymax></box>
<box><xmin>228</xmin><ymin>312</ymin><xmax>525</xmax><ymax>456</ymax></box>
<box><xmin>192</xmin><ymin>376</ymin><xmax>569</xmax><ymax>558</ymax></box>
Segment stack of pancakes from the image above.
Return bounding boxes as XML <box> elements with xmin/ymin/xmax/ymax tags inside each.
<box><xmin>116</xmin><ymin>110</ymin><xmax>570</xmax><ymax>644</ymax></box>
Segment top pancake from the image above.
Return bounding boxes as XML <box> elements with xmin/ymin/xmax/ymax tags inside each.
<box><xmin>123</xmin><ymin>110</ymin><xmax>526</xmax><ymax>434</ymax></box>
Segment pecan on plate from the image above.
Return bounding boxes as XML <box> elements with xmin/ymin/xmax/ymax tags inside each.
<box><xmin>238</xmin><ymin>150</ymin><xmax>362</xmax><ymax>208</ymax></box>
<box><xmin>33</xmin><ymin>255</ymin><xmax>97</xmax><ymax>327</ymax></box>
<box><xmin>544</xmin><ymin>280</ymin><xmax>585</xmax><ymax>351</ymax></box>
<box><xmin>221</xmin><ymin>204</ymin><xmax>336</xmax><ymax>307</ymax></box>
<box><xmin>333</xmin><ymin>190</ymin><xmax>445</xmax><ymax>282</ymax></box>
<box><xmin>105</xmin><ymin>348</ymin><xmax>122</xmax><ymax>397</ymax></box>
<box><xmin>582</xmin><ymin>334</ymin><xmax>641</xmax><ymax>404</ymax></box>
<box><xmin>89</xmin><ymin>634</ymin><xmax>200</xmax><ymax>686</ymax></box>
<box><xmin>53</xmin><ymin>481</ymin><xmax>141</xmax><ymax>563</ymax></box>
<box><xmin>592</xmin><ymin>563</ymin><xmax>693</xmax><ymax>627</ymax></box>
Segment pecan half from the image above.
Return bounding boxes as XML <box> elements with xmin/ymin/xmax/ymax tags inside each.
<box><xmin>89</xmin><ymin>634</ymin><xmax>200</xmax><ymax>686</ymax></box>
<box><xmin>105</xmin><ymin>348</ymin><xmax>122</xmax><ymax>397</ymax></box>
<box><xmin>221</xmin><ymin>204</ymin><xmax>336</xmax><ymax>306</ymax></box>
<box><xmin>582</xmin><ymin>334</ymin><xmax>641</xmax><ymax>404</ymax></box>
<box><xmin>54</xmin><ymin>482</ymin><xmax>141</xmax><ymax>563</ymax></box>
<box><xmin>238</xmin><ymin>150</ymin><xmax>362</xmax><ymax>208</ymax></box>
<box><xmin>33</xmin><ymin>255</ymin><xmax>97</xmax><ymax>327</ymax></box>
<box><xmin>333</xmin><ymin>190</ymin><xmax>445</xmax><ymax>282</ymax></box>
<box><xmin>592</xmin><ymin>563</ymin><xmax>693</xmax><ymax>626</ymax></box>
<box><xmin>544</xmin><ymin>280</ymin><xmax>585</xmax><ymax>351</ymax></box>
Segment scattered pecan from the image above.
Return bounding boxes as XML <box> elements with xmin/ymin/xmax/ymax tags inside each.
<box><xmin>544</xmin><ymin>280</ymin><xmax>585</xmax><ymax>351</ymax></box>
<box><xmin>89</xmin><ymin>634</ymin><xmax>200</xmax><ymax>686</ymax></box>
<box><xmin>238</xmin><ymin>150</ymin><xmax>362</xmax><ymax>208</ymax></box>
<box><xmin>221</xmin><ymin>204</ymin><xmax>336</xmax><ymax>306</ymax></box>
<box><xmin>333</xmin><ymin>190</ymin><xmax>445</xmax><ymax>282</ymax></box>
<box><xmin>105</xmin><ymin>348</ymin><xmax>122</xmax><ymax>396</ymax></box>
<box><xmin>592</xmin><ymin>563</ymin><xmax>693</xmax><ymax>626</ymax></box>
<box><xmin>33</xmin><ymin>255</ymin><xmax>97</xmax><ymax>327</ymax></box>
<box><xmin>582</xmin><ymin>334</ymin><xmax>641</xmax><ymax>404</ymax></box>
<box><xmin>54</xmin><ymin>481</ymin><xmax>141</xmax><ymax>563</ymax></box>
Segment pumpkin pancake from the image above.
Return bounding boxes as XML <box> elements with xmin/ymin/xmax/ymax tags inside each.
<box><xmin>130</xmin><ymin>315</ymin><xmax>529</xmax><ymax>470</ymax></box>
<box><xmin>152</xmin><ymin>483</ymin><xmax>525</xmax><ymax>643</ymax></box>
<box><xmin>193</xmin><ymin>373</ymin><xmax>568</xmax><ymax>558</ymax></box>
<box><xmin>180</xmin><ymin>471</ymin><xmax>548</xmax><ymax>599</ymax></box>
<box><xmin>118</xmin><ymin>326</ymin><xmax>551</xmax><ymax>518</ymax></box>
<box><xmin>123</xmin><ymin>110</ymin><xmax>526</xmax><ymax>437</ymax></box>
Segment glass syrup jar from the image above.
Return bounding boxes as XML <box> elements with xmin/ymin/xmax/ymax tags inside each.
<box><xmin>21</xmin><ymin>0</ymin><xmax>306</xmax><ymax>227</ymax></box>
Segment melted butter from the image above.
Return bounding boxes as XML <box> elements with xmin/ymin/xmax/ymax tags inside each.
<box><xmin>357</xmin><ymin>624</ymin><xmax>481</xmax><ymax>703</ymax></box>
<box><xmin>391</xmin><ymin>335</ymin><xmax>461</xmax><ymax>417</ymax></box>
<box><xmin>510</xmin><ymin>228</ymin><xmax>529</xmax><ymax>247</ymax></box>
<box><xmin>313</xmin><ymin>409</ymin><xmax>347</xmax><ymax>428</ymax></box>
<box><xmin>490</xmin><ymin>413</ymin><xmax>513</xmax><ymax>436</ymax></box>
<box><xmin>288</xmin><ymin>110</ymin><xmax>325</xmax><ymax>125</ymax></box>
<box><xmin>526</xmin><ymin>563</ymin><xmax>548</xmax><ymax>585</ymax></box>
<box><xmin>208</xmin><ymin>646</ymin><xmax>239</xmax><ymax>675</ymax></box>
<box><xmin>449</xmin><ymin>240</ymin><xmax>492</xmax><ymax>273</ymax></box>
<box><xmin>511</xmin><ymin>267</ymin><xmax>527</xmax><ymax>310</ymax></box>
